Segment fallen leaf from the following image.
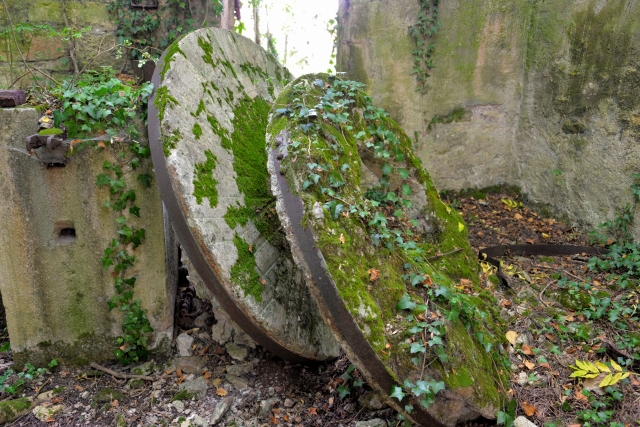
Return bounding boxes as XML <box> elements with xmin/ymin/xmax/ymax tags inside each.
<box><xmin>248</xmin><ymin>244</ymin><xmax>253</xmax><ymax>253</ymax></box>
<box><xmin>501</xmin><ymin>300</ymin><xmax>512</xmax><ymax>307</ymax></box>
<box><xmin>111</xmin><ymin>400</ymin><xmax>119</xmax><ymax>407</ymax></box>
<box><xmin>630</xmin><ymin>375</ymin><xmax>640</xmax><ymax>386</ymax></box>
<box><xmin>574</xmin><ymin>389</ymin><xmax>588</xmax><ymax>403</ymax></box>
<box><xmin>567</xmin><ymin>347</ymin><xmax>577</xmax><ymax>354</ymax></box>
<box><xmin>422</xmin><ymin>275</ymin><xmax>433</xmax><ymax>286</ymax></box>
<box><xmin>339</xmin><ymin>233</ymin><xmax>345</xmax><ymax>244</ymax></box>
<box><xmin>506</xmin><ymin>330</ymin><xmax>518</xmax><ymax>345</ymax></box>
<box><xmin>308</xmin><ymin>407</ymin><xmax>317</xmax><ymax>416</ymax></box>
<box><xmin>567</xmin><ymin>424</ymin><xmax>582</xmax><ymax>427</ymax></box>
<box><xmin>520</xmin><ymin>401</ymin><xmax>536</xmax><ymax>416</ymax></box>
<box><xmin>459</xmin><ymin>278</ymin><xmax>472</xmax><ymax>287</ymax></box>
<box><xmin>385</xmin><ymin>343</ymin><xmax>392</xmax><ymax>349</ymax></box>
<box><xmin>521</xmin><ymin>344</ymin><xmax>534</xmax><ymax>355</ymax></box>
<box><xmin>45</xmin><ymin>417</ymin><xmax>56</xmax><ymax>423</ymax></box>
<box><xmin>367</xmin><ymin>269</ymin><xmax>380</xmax><ymax>282</ymax></box>
<box><xmin>260</xmin><ymin>278</ymin><xmax>266</xmax><ymax>285</ymax></box>
<box><xmin>542</xmin><ymin>233</ymin><xmax>550</xmax><ymax>239</ymax></box>
<box><xmin>97</xmin><ymin>141</ymin><xmax>106</xmax><ymax>149</ymax></box>
<box><xmin>270</xmin><ymin>415</ymin><xmax>278</xmax><ymax>425</ymax></box>
<box><xmin>212</xmin><ymin>378</ymin><xmax>223</xmax><ymax>387</ymax></box>
<box><xmin>75</xmin><ymin>385</ymin><xmax>84</xmax><ymax>391</ymax></box>
<box><xmin>539</xmin><ymin>363</ymin><xmax>551</xmax><ymax>369</ymax></box>
<box><xmin>272</xmin><ymin>408</ymin><xmax>281</xmax><ymax>415</ymax></box>
<box><xmin>203</xmin><ymin>371</ymin><xmax>212</xmax><ymax>379</ymax></box>
<box><xmin>216</xmin><ymin>388</ymin><xmax>228</xmax><ymax>397</ymax></box>
<box><xmin>176</xmin><ymin>368</ymin><xmax>183</xmax><ymax>378</ymax></box>
<box><xmin>514</xmin><ymin>213</ymin><xmax>523</xmax><ymax>220</ymax></box>
<box><xmin>524</xmin><ymin>360</ymin><xmax>535</xmax><ymax>370</ymax></box>
<box><xmin>51</xmin><ymin>397</ymin><xmax>63</xmax><ymax>404</ymax></box>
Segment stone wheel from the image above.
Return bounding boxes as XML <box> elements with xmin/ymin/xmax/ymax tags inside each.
<box><xmin>148</xmin><ymin>29</ymin><xmax>341</xmax><ymax>363</ymax></box>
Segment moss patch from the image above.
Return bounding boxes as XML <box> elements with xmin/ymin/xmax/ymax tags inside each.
<box><xmin>192</xmin><ymin>123</ymin><xmax>202</xmax><ymax>140</ymax></box>
<box><xmin>92</xmin><ymin>388</ymin><xmax>125</xmax><ymax>407</ymax></box>
<box><xmin>160</xmin><ymin>41</ymin><xmax>186</xmax><ymax>81</ymax></box>
<box><xmin>154</xmin><ymin>86</ymin><xmax>178</xmax><ymax>123</ymax></box>
<box><xmin>0</xmin><ymin>397</ymin><xmax>31</xmax><ymax>423</ymax></box>
<box><xmin>193</xmin><ymin>150</ymin><xmax>219</xmax><ymax>208</ymax></box>
<box><xmin>198</xmin><ymin>35</ymin><xmax>215</xmax><ymax>68</ymax></box>
<box><xmin>37</xmin><ymin>128</ymin><xmax>63</xmax><ymax>135</ymax></box>
<box><xmin>230</xmin><ymin>234</ymin><xmax>263</xmax><ymax>302</ymax></box>
<box><xmin>162</xmin><ymin>129</ymin><xmax>181</xmax><ymax>157</ymax></box>
<box><xmin>206</xmin><ymin>114</ymin><xmax>232</xmax><ymax>148</ymax></box>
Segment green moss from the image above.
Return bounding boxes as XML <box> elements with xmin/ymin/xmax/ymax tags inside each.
<box><xmin>92</xmin><ymin>388</ymin><xmax>125</xmax><ymax>407</ymax></box>
<box><xmin>52</xmin><ymin>387</ymin><xmax>65</xmax><ymax>394</ymax></box>
<box><xmin>207</xmin><ymin>114</ymin><xmax>232</xmax><ymax>148</ymax></box>
<box><xmin>429</xmin><ymin>106</ymin><xmax>469</xmax><ymax>129</ymax></box>
<box><xmin>0</xmin><ymin>397</ymin><xmax>31</xmax><ymax>422</ymax></box>
<box><xmin>561</xmin><ymin>118</ymin><xmax>586</xmax><ymax>134</ymax></box>
<box><xmin>192</xmin><ymin>150</ymin><xmax>219</xmax><ymax>208</ymax></box>
<box><xmin>160</xmin><ymin>41</ymin><xmax>186</xmax><ymax>81</ymax></box>
<box><xmin>194</xmin><ymin>99</ymin><xmax>206</xmax><ymax>117</ymax></box>
<box><xmin>37</xmin><ymin>128</ymin><xmax>63</xmax><ymax>135</ymax></box>
<box><xmin>230</xmin><ymin>234</ymin><xmax>263</xmax><ymax>302</ymax></box>
<box><xmin>172</xmin><ymin>390</ymin><xmax>193</xmax><ymax>401</ymax></box>
<box><xmin>192</xmin><ymin>123</ymin><xmax>202</xmax><ymax>140</ymax></box>
<box><xmin>154</xmin><ymin>86</ymin><xmax>178</xmax><ymax>123</ymax></box>
<box><xmin>223</xmin><ymin>96</ymin><xmax>273</xmax><ymax>232</ymax></box>
<box><xmin>162</xmin><ymin>129</ymin><xmax>181</xmax><ymax>157</ymax></box>
<box><xmin>198</xmin><ymin>35</ymin><xmax>216</xmax><ymax>67</ymax></box>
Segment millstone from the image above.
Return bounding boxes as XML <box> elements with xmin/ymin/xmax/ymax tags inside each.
<box><xmin>266</xmin><ymin>74</ymin><xmax>506</xmax><ymax>426</ymax></box>
<box><xmin>148</xmin><ymin>29</ymin><xmax>341</xmax><ymax>363</ymax></box>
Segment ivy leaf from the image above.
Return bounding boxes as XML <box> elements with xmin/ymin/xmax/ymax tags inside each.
<box><xmin>397</xmin><ymin>294</ymin><xmax>416</xmax><ymax>310</ymax></box>
<box><xmin>390</xmin><ymin>385</ymin><xmax>405</xmax><ymax>401</ymax></box>
<box><xmin>398</xmin><ymin>168</ymin><xmax>410</xmax><ymax>179</ymax></box>
<box><xmin>410</xmin><ymin>342</ymin><xmax>426</xmax><ymax>353</ymax></box>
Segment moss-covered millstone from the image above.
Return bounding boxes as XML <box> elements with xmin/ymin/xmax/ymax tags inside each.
<box><xmin>266</xmin><ymin>74</ymin><xmax>507</xmax><ymax>426</ymax></box>
<box><xmin>148</xmin><ymin>28</ymin><xmax>340</xmax><ymax>363</ymax></box>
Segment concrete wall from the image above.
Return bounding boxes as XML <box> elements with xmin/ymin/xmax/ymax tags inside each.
<box><xmin>0</xmin><ymin>108</ymin><xmax>176</xmax><ymax>366</ymax></box>
<box><xmin>0</xmin><ymin>0</ymin><xmax>235</xmax><ymax>88</ymax></box>
<box><xmin>337</xmin><ymin>0</ymin><xmax>640</xmax><ymax>235</ymax></box>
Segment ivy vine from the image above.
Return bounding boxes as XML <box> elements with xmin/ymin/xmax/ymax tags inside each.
<box><xmin>274</xmin><ymin>75</ymin><xmax>506</xmax><ymax>414</ymax></box>
<box><xmin>107</xmin><ymin>0</ymin><xmax>224</xmax><ymax>60</ymax></box>
<box><xmin>408</xmin><ymin>0</ymin><xmax>440</xmax><ymax>94</ymax></box>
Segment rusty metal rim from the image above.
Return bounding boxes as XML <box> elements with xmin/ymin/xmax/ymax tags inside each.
<box><xmin>147</xmin><ymin>52</ymin><xmax>318</xmax><ymax>366</ymax></box>
<box><xmin>270</xmin><ymin>149</ymin><xmax>445</xmax><ymax>427</ymax></box>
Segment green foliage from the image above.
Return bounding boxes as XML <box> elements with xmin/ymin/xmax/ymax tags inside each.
<box><xmin>107</xmin><ymin>0</ymin><xmax>223</xmax><ymax>60</ymax></box>
<box><xmin>409</xmin><ymin>0</ymin><xmax>440</xmax><ymax>93</ymax></box>
<box><xmin>0</xmin><ymin>360</ymin><xmax>55</xmax><ymax>396</ymax></box>
<box><xmin>51</xmin><ymin>68</ymin><xmax>153</xmax><ymax>139</ymax></box>
<box><xmin>97</xmin><ymin>142</ymin><xmax>154</xmax><ymax>365</ymax></box>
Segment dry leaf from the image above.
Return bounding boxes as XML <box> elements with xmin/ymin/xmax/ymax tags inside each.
<box><xmin>539</xmin><ymin>363</ymin><xmax>551</xmax><ymax>369</ymax></box>
<box><xmin>505</xmin><ymin>331</ymin><xmax>518</xmax><ymax>345</ymax></box>
<box><xmin>111</xmin><ymin>400</ymin><xmax>119</xmax><ymax>407</ymax></box>
<box><xmin>567</xmin><ymin>347</ymin><xmax>577</xmax><ymax>354</ymax></box>
<box><xmin>459</xmin><ymin>278</ymin><xmax>472</xmax><ymax>287</ymax></box>
<box><xmin>260</xmin><ymin>278</ymin><xmax>266</xmax><ymax>285</ymax></box>
<box><xmin>385</xmin><ymin>343</ymin><xmax>392</xmax><ymax>349</ymax></box>
<box><xmin>339</xmin><ymin>233</ymin><xmax>345</xmax><ymax>244</ymax></box>
<box><xmin>514</xmin><ymin>213</ymin><xmax>523</xmax><ymax>220</ymax></box>
<box><xmin>203</xmin><ymin>371</ymin><xmax>212</xmax><ymax>379</ymax></box>
<box><xmin>45</xmin><ymin>416</ymin><xmax>56</xmax><ymax>423</ymax></box>
<box><xmin>176</xmin><ymin>368</ymin><xmax>183</xmax><ymax>377</ymax></box>
<box><xmin>248</xmin><ymin>244</ymin><xmax>253</xmax><ymax>253</ymax></box>
<box><xmin>524</xmin><ymin>360</ymin><xmax>535</xmax><ymax>370</ymax></box>
<box><xmin>75</xmin><ymin>385</ymin><xmax>84</xmax><ymax>391</ymax></box>
<box><xmin>541</xmin><ymin>233</ymin><xmax>550</xmax><ymax>239</ymax></box>
<box><xmin>216</xmin><ymin>388</ymin><xmax>228</xmax><ymax>397</ymax></box>
<box><xmin>51</xmin><ymin>397</ymin><xmax>63</xmax><ymax>404</ymax></box>
<box><xmin>97</xmin><ymin>141</ymin><xmax>106</xmax><ymax>149</ymax></box>
<box><xmin>270</xmin><ymin>415</ymin><xmax>278</xmax><ymax>425</ymax></box>
<box><xmin>501</xmin><ymin>300</ymin><xmax>512</xmax><ymax>307</ymax></box>
<box><xmin>521</xmin><ymin>344</ymin><xmax>534</xmax><ymax>355</ymax></box>
<box><xmin>520</xmin><ymin>401</ymin><xmax>536</xmax><ymax>416</ymax></box>
<box><xmin>367</xmin><ymin>269</ymin><xmax>380</xmax><ymax>282</ymax></box>
<box><xmin>308</xmin><ymin>407</ymin><xmax>317</xmax><ymax>416</ymax></box>
<box><xmin>574</xmin><ymin>390</ymin><xmax>588</xmax><ymax>403</ymax></box>
<box><xmin>422</xmin><ymin>275</ymin><xmax>433</xmax><ymax>286</ymax></box>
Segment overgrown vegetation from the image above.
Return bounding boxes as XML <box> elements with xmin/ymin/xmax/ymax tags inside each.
<box><xmin>408</xmin><ymin>0</ymin><xmax>440</xmax><ymax>94</ymax></box>
<box><xmin>272</xmin><ymin>75</ymin><xmax>505</xmax><ymax>419</ymax></box>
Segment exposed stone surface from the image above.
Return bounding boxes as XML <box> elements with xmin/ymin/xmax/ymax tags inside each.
<box><xmin>358</xmin><ymin>390</ymin><xmax>388</xmax><ymax>410</ymax></box>
<box><xmin>225</xmin><ymin>343</ymin><xmax>248</xmax><ymax>361</ymax></box>
<box><xmin>355</xmin><ymin>419</ymin><xmax>387</xmax><ymax>427</ymax></box>
<box><xmin>149</xmin><ymin>27</ymin><xmax>340</xmax><ymax>362</ymax></box>
<box><xmin>225</xmin><ymin>374</ymin><xmax>248</xmax><ymax>390</ymax></box>
<box><xmin>514</xmin><ymin>416</ymin><xmax>539</xmax><ymax>427</ymax></box>
<box><xmin>32</xmin><ymin>403</ymin><xmax>63</xmax><ymax>422</ymax></box>
<box><xmin>337</xmin><ymin>0</ymin><xmax>640</xmax><ymax>238</ymax></box>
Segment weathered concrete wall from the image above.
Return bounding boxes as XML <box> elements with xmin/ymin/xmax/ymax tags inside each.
<box><xmin>0</xmin><ymin>108</ymin><xmax>175</xmax><ymax>366</ymax></box>
<box><xmin>337</xmin><ymin>0</ymin><xmax>640</xmax><ymax>235</ymax></box>
<box><xmin>0</xmin><ymin>0</ymin><xmax>235</xmax><ymax>87</ymax></box>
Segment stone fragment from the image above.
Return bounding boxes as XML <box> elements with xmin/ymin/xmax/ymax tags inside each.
<box><xmin>92</xmin><ymin>388</ymin><xmax>125</xmax><ymax>407</ymax></box>
<box><xmin>283</xmin><ymin>398</ymin><xmax>295</xmax><ymax>408</ymax></box>
<box><xmin>258</xmin><ymin>398</ymin><xmax>279</xmax><ymax>418</ymax></box>
<box><xmin>514</xmin><ymin>416</ymin><xmax>539</xmax><ymax>427</ymax></box>
<box><xmin>209</xmin><ymin>397</ymin><xmax>233</xmax><ymax>425</ymax></box>
<box><xmin>225</xmin><ymin>374</ymin><xmax>248</xmax><ymax>390</ymax></box>
<box><xmin>148</xmin><ymin>27</ymin><xmax>340</xmax><ymax>363</ymax></box>
<box><xmin>225</xmin><ymin>343</ymin><xmax>248</xmax><ymax>361</ymax></box>
<box><xmin>172</xmin><ymin>400</ymin><xmax>185</xmax><ymax>412</ymax></box>
<box><xmin>177</xmin><ymin>333</ymin><xmax>195</xmax><ymax>357</ymax></box>
<box><xmin>175</xmin><ymin>356</ymin><xmax>206</xmax><ymax>374</ymax></box>
<box><xmin>194</xmin><ymin>311</ymin><xmax>213</xmax><ymax>329</ymax></box>
<box><xmin>233</xmin><ymin>331</ymin><xmax>257</xmax><ymax>349</ymax></box>
<box><xmin>358</xmin><ymin>390</ymin><xmax>388</xmax><ymax>410</ymax></box>
<box><xmin>32</xmin><ymin>404</ymin><xmax>64</xmax><ymax>421</ymax></box>
<box><xmin>178</xmin><ymin>376</ymin><xmax>209</xmax><ymax>400</ymax></box>
<box><xmin>188</xmin><ymin>415</ymin><xmax>208</xmax><ymax>426</ymax></box>
<box><xmin>0</xmin><ymin>90</ymin><xmax>26</xmax><ymax>107</ymax></box>
<box><xmin>355</xmin><ymin>419</ymin><xmax>387</xmax><ymax>427</ymax></box>
<box><xmin>225</xmin><ymin>362</ymin><xmax>254</xmax><ymax>377</ymax></box>
<box><xmin>210</xmin><ymin>317</ymin><xmax>233</xmax><ymax>345</ymax></box>
<box><xmin>131</xmin><ymin>360</ymin><xmax>157</xmax><ymax>376</ymax></box>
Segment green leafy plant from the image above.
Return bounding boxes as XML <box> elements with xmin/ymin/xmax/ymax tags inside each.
<box><xmin>408</xmin><ymin>0</ymin><xmax>440</xmax><ymax>93</ymax></box>
<box><xmin>0</xmin><ymin>359</ymin><xmax>56</xmax><ymax>396</ymax></box>
<box><xmin>51</xmin><ymin>67</ymin><xmax>153</xmax><ymax>139</ymax></box>
<box><xmin>97</xmin><ymin>141</ymin><xmax>154</xmax><ymax>365</ymax></box>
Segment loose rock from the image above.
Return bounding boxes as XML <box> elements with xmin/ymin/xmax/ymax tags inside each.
<box><xmin>514</xmin><ymin>416</ymin><xmax>539</xmax><ymax>427</ymax></box>
<box><xmin>33</xmin><ymin>403</ymin><xmax>63</xmax><ymax>422</ymax></box>
<box><xmin>209</xmin><ymin>397</ymin><xmax>233</xmax><ymax>425</ymax></box>
<box><xmin>355</xmin><ymin>419</ymin><xmax>387</xmax><ymax>427</ymax></box>
<box><xmin>178</xmin><ymin>376</ymin><xmax>209</xmax><ymax>400</ymax></box>
<box><xmin>177</xmin><ymin>333</ymin><xmax>195</xmax><ymax>357</ymax></box>
<box><xmin>225</xmin><ymin>343</ymin><xmax>248</xmax><ymax>361</ymax></box>
<box><xmin>175</xmin><ymin>356</ymin><xmax>207</xmax><ymax>374</ymax></box>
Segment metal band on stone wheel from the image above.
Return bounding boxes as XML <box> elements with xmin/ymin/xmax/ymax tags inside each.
<box><xmin>148</xmin><ymin>28</ymin><xmax>340</xmax><ymax>363</ymax></box>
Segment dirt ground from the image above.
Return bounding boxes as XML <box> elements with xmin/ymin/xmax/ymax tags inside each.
<box><xmin>0</xmin><ymin>191</ymin><xmax>638</xmax><ymax>427</ymax></box>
